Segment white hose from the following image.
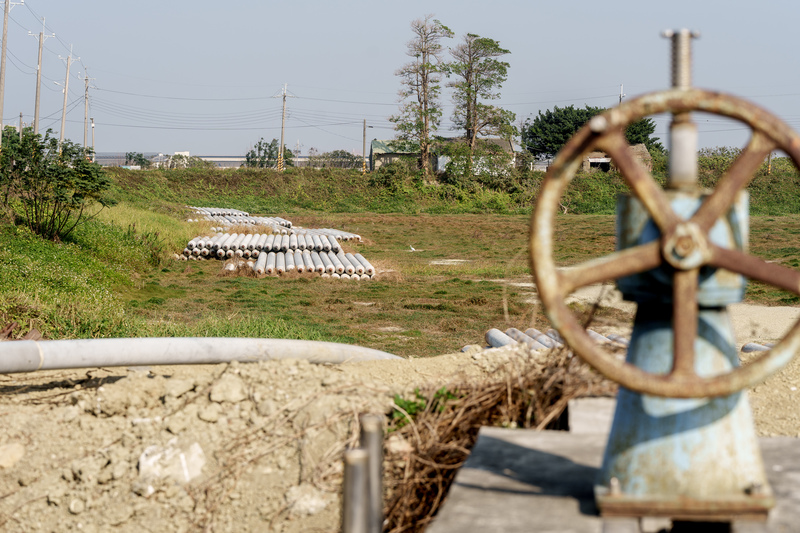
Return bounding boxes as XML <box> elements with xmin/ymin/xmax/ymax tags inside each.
<box><xmin>0</xmin><ymin>337</ymin><xmax>401</xmax><ymax>374</ymax></box>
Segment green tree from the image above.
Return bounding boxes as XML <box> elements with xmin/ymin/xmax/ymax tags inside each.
<box><xmin>124</xmin><ymin>152</ymin><xmax>151</xmax><ymax>168</ymax></box>
<box><xmin>522</xmin><ymin>105</ymin><xmax>662</xmax><ymax>158</ymax></box>
<box><xmin>310</xmin><ymin>149</ymin><xmax>361</xmax><ymax>169</ymax></box>
<box><xmin>243</xmin><ymin>138</ymin><xmax>294</xmax><ymax>168</ymax></box>
<box><xmin>390</xmin><ymin>15</ymin><xmax>453</xmax><ymax>184</ymax></box>
<box><xmin>1</xmin><ymin>127</ymin><xmax>113</xmax><ymax>241</ymax></box>
<box><xmin>163</xmin><ymin>154</ymin><xmax>216</xmax><ymax>169</ymax></box>
<box><xmin>446</xmin><ymin>33</ymin><xmax>516</xmax><ymax>174</ymax></box>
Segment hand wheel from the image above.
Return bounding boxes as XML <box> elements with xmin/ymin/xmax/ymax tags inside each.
<box><xmin>530</xmin><ymin>88</ymin><xmax>800</xmax><ymax>398</ymax></box>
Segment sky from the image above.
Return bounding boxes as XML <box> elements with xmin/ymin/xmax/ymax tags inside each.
<box><xmin>1</xmin><ymin>0</ymin><xmax>798</xmax><ymax>157</ymax></box>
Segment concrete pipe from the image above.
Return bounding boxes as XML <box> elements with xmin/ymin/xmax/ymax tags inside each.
<box><xmin>266</xmin><ymin>252</ymin><xmax>277</xmax><ymax>275</ymax></box>
<box><xmin>359</xmin><ymin>274</ymin><xmax>371</xmax><ymax>281</ymax></box>
<box><xmin>505</xmin><ymin>328</ymin><xmax>548</xmax><ymax>350</ymax></box>
<box><xmin>486</xmin><ymin>328</ymin><xmax>516</xmax><ymax>348</ymax></box>
<box><xmin>524</xmin><ymin>328</ymin><xmax>559</xmax><ymax>348</ymax></box>
<box><xmin>276</xmin><ymin>252</ymin><xmax>286</xmax><ymax>274</ymax></box>
<box><xmin>296</xmin><ymin>234</ymin><xmax>306</xmax><ymax>251</ymax></box>
<box><xmin>353</xmin><ymin>254</ymin><xmax>375</xmax><ymax>276</ymax></box>
<box><xmin>221</xmin><ymin>233</ymin><xmax>238</xmax><ymax>251</ymax></box>
<box><xmin>328</xmin><ymin>235</ymin><xmax>341</xmax><ymax>253</ymax></box>
<box><xmin>304</xmin><ymin>234</ymin><xmax>315</xmax><ymax>251</ymax></box>
<box><xmin>310</xmin><ymin>251</ymin><xmax>325</xmax><ymax>273</ymax></box>
<box><xmin>337</xmin><ymin>251</ymin><xmax>356</xmax><ymax>275</ymax></box>
<box><xmin>289</xmin><ymin>234</ymin><xmax>298</xmax><ymax>251</ymax></box>
<box><xmin>301</xmin><ymin>250</ymin><xmax>314</xmax><ymax>273</ymax></box>
<box><xmin>255</xmin><ymin>250</ymin><xmax>268</xmax><ymax>274</ymax></box>
<box><xmin>319</xmin><ymin>251</ymin><xmax>335</xmax><ymax>274</ymax></box>
<box><xmin>345</xmin><ymin>253</ymin><xmax>364</xmax><ymax>275</ymax></box>
<box><xmin>294</xmin><ymin>250</ymin><xmax>305</xmax><ymax>273</ymax></box>
<box><xmin>240</xmin><ymin>234</ymin><xmax>254</xmax><ymax>251</ymax></box>
<box><xmin>285</xmin><ymin>250</ymin><xmax>296</xmax><ymax>272</ymax></box>
<box><xmin>311</xmin><ymin>235</ymin><xmax>323</xmax><ymax>252</ymax></box>
<box><xmin>231</xmin><ymin>233</ymin><xmax>248</xmax><ymax>251</ymax></box>
<box><xmin>280</xmin><ymin>234</ymin><xmax>290</xmax><ymax>253</ymax></box>
<box><xmin>264</xmin><ymin>234</ymin><xmax>276</xmax><ymax>252</ymax></box>
<box><xmin>328</xmin><ymin>251</ymin><xmax>345</xmax><ymax>274</ymax></box>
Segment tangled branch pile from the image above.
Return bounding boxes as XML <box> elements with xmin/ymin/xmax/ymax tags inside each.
<box><xmin>383</xmin><ymin>346</ymin><xmax>615</xmax><ymax>532</ymax></box>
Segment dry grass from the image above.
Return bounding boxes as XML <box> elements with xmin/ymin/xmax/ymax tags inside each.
<box><xmin>382</xmin><ymin>346</ymin><xmax>615</xmax><ymax>532</ymax></box>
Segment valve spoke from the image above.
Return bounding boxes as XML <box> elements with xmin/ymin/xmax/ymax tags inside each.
<box><xmin>709</xmin><ymin>245</ymin><xmax>800</xmax><ymax>295</ymax></box>
<box><xmin>692</xmin><ymin>131</ymin><xmax>776</xmax><ymax>232</ymax></box>
<box><xmin>557</xmin><ymin>241</ymin><xmax>662</xmax><ymax>294</ymax></box>
<box><xmin>597</xmin><ymin>130</ymin><xmax>680</xmax><ymax>233</ymax></box>
<box><xmin>672</xmin><ymin>269</ymin><xmax>699</xmax><ymax>378</ymax></box>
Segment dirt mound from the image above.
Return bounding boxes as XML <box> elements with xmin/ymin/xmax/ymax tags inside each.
<box><xmin>0</xmin><ymin>346</ymin><xmax>527</xmax><ymax>532</ymax></box>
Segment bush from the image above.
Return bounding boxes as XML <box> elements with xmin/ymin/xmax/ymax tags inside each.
<box><xmin>1</xmin><ymin>127</ymin><xmax>113</xmax><ymax>241</ymax></box>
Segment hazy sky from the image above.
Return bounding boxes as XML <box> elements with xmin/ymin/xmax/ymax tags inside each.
<box><xmin>1</xmin><ymin>0</ymin><xmax>797</xmax><ymax>156</ymax></box>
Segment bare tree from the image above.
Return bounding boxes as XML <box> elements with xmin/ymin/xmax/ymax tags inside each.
<box><xmin>390</xmin><ymin>15</ymin><xmax>453</xmax><ymax>184</ymax></box>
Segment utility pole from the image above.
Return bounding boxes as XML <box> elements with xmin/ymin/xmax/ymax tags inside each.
<box><xmin>362</xmin><ymin>119</ymin><xmax>373</xmax><ymax>174</ymax></box>
<box><xmin>271</xmin><ymin>84</ymin><xmax>295</xmax><ymax>171</ymax></box>
<box><xmin>83</xmin><ymin>72</ymin><xmax>94</xmax><ymax>152</ymax></box>
<box><xmin>0</xmin><ymin>0</ymin><xmax>24</xmax><ymax>152</ymax></box>
<box><xmin>278</xmin><ymin>84</ymin><xmax>287</xmax><ymax>171</ymax></box>
<box><xmin>90</xmin><ymin>117</ymin><xmax>95</xmax><ymax>160</ymax></box>
<box><xmin>619</xmin><ymin>83</ymin><xmax>626</xmax><ymax>105</ymax></box>
<box><xmin>58</xmin><ymin>46</ymin><xmax>78</xmax><ymax>148</ymax></box>
<box><xmin>29</xmin><ymin>17</ymin><xmax>53</xmax><ymax>135</ymax></box>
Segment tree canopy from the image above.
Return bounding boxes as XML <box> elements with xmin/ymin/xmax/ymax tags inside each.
<box><xmin>244</xmin><ymin>138</ymin><xmax>294</xmax><ymax>169</ymax></box>
<box><xmin>446</xmin><ymin>34</ymin><xmax>516</xmax><ymax>151</ymax></box>
<box><xmin>522</xmin><ymin>105</ymin><xmax>663</xmax><ymax>159</ymax></box>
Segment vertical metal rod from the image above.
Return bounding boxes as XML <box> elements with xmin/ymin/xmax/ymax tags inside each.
<box><xmin>663</xmin><ymin>29</ymin><xmax>700</xmax><ymax>190</ymax></box>
<box><xmin>360</xmin><ymin>414</ymin><xmax>384</xmax><ymax>533</ymax></box>
<box><xmin>342</xmin><ymin>448</ymin><xmax>369</xmax><ymax>533</ymax></box>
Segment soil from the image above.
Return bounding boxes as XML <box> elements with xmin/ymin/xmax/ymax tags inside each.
<box><xmin>1</xmin><ymin>290</ymin><xmax>799</xmax><ymax>532</ymax></box>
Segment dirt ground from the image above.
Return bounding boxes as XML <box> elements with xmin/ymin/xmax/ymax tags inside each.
<box><xmin>1</xmin><ymin>289</ymin><xmax>799</xmax><ymax>532</ymax></box>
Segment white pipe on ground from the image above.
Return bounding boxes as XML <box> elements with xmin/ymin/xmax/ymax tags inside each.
<box><xmin>0</xmin><ymin>337</ymin><xmax>401</xmax><ymax>374</ymax></box>
<box><xmin>264</xmin><ymin>234</ymin><xmax>276</xmax><ymax>252</ymax></box>
<box><xmin>346</xmin><ymin>253</ymin><xmax>364</xmax><ymax>275</ymax></box>
<box><xmin>328</xmin><ymin>251</ymin><xmax>345</xmax><ymax>274</ymax></box>
<box><xmin>266</xmin><ymin>252</ymin><xmax>277</xmax><ymax>275</ymax></box>
<box><xmin>310</xmin><ymin>251</ymin><xmax>325</xmax><ymax>273</ymax></box>
<box><xmin>353</xmin><ymin>254</ymin><xmax>375</xmax><ymax>276</ymax></box>
<box><xmin>289</xmin><ymin>234</ymin><xmax>298</xmax><ymax>250</ymax></box>
<box><xmin>311</xmin><ymin>235</ymin><xmax>323</xmax><ymax>252</ymax></box>
<box><xmin>319</xmin><ymin>251</ymin><xmax>335</xmax><ymax>274</ymax></box>
<box><xmin>285</xmin><ymin>250</ymin><xmax>296</xmax><ymax>272</ymax></box>
<box><xmin>255</xmin><ymin>250</ymin><xmax>268</xmax><ymax>274</ymax></box>
<box><xmin>294</xmin><ymin>250</ymin><xmax>305</xmax><ymax>273</ymax></box>
<box><xmin>328</xmin><ymin>235</ymin><xmax>340</xmax><ymax>253</ymax></box>
<box><xmin>276</xmin><ymin>252</ymin><xmax>286</xmax><ymax>274</ymax></box>
<box><xmin>337</xmin><ymin>251</ymin><xmax>356</xmax><ymax>275</ymax></box>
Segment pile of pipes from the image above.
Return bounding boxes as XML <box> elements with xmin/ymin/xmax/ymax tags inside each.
<box><xmin>477</xmin><ymin>327</ymin><xmax>772</xmax><ymax>355</ymax></box>
<box><xmin>187</xmin><ymin>206</ymin><xmax>293</xmax><ymax>233</ymax></box>
<box><xmin>179</xmin><ymin>231</ymin><xmax>375</xmax><ymax>280</ymax></box>
<box><xmin>474</xmin><ymin>327</ymin><xmax>629</xmax><ymax>351</ymax></box>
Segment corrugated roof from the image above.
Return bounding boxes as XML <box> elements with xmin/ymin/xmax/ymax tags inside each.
<box><xmin>371</xmin><ymin>139</ymin><xmax>416</xmax><ymax>155</ymax></box>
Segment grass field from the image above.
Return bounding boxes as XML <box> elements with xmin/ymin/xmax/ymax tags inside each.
<box><xmin>3</xmin><ymin>199</ymin><xmax>800</xmax><ymax>356</ymax></box>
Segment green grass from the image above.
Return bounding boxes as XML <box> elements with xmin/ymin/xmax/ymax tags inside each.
<box><xmin>4</xmin><ymin>162</ymin><xmax>800</xmax><ymax>355</ymax></box>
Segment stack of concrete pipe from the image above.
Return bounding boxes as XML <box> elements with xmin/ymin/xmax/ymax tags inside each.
<box><xmin>476</xmin><ymin>327</ymin><xmax>629</xmax><ymax>351</ymax></box>
<box><xmin>179</xmin><ymin>231</ymin><xmax>376</xmax><ymax>281</ymax></box>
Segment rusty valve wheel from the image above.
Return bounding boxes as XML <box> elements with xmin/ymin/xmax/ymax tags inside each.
<box><xmin>530</xmin><ymin>88</ymin><xmax>800</xmax><ymax>398</ymax></box>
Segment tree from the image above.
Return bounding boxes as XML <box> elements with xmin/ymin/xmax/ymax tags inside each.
<box><xmin>1</xmin><ymin>127</ymin><xmax>113</xmax><ymax>241</ymax></box>
<box><xmin>309</xmin><ymin>149</ymin><xmax>361</xmax><ymax>169</ymax></box>
<box><xmin>163</xmin><ymin>154</ymin><xmax>216</xmax><ymax>170</ymax></box>
<box><xmin>446</xmin><ymin>33</ymin><xmax>516</xmax><ymax>173</ymax></box>
<box><xmin>390</xmin><ymin>15</ymin><xmax>453</xmax><ymax>184</ymax></box>
<box><xmin>125</xmin><ymin>152</ymin><xmax>151</xmax><ymax>168</ymax></box>
<box><xmin>522</xmin><ymin>105</ymin><xmax>662</xmax><ymax>159</ymax></box>
<box><xmin>243</xmin><ymin>138</ymin><xmax>294</xmax><ymax>168</ymax></box>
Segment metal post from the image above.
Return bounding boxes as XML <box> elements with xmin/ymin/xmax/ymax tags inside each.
<box><xmin>0</xmin><ymin>0</ymin><xmax>9</xmax><ymax>151</ymax></box>
<box><xmin>278</xmin><ymin>83</ymin><xmax>287</xmax><ymax>171</ymax></box>
<box><xmin>342</xmin><ymin>448</ymin><xmax>368</xmax><ymax>533</ymax></box>
<box><xmin>663</xmin><ymin>29</ymin><xmax>700</xmax><ymax>190</ymax></box>
<box><xmin>359</xmin><ymin>414</ymin><xmax>384</xmax><ymax>533</ymax></box>
<box><xmin>30</xmin><ymin>19</ymin><xmax>52</xmax><ymax>136</ymax></box>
